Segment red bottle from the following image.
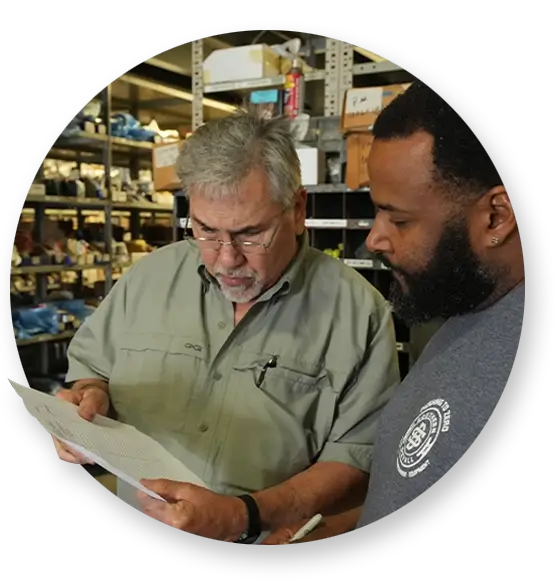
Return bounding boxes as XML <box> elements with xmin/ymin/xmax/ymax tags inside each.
<box><xmin>283</xmin><ymin>57</ymin><xmax>305</xmax><ymax>119</ymax></box>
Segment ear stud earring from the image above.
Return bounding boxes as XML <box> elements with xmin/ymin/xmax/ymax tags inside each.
<box><xmin>492</xmin><ymin>236</ymin><xmax>500</xmax><ymax>245</ymax></box>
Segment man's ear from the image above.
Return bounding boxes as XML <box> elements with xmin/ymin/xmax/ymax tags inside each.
<box><xmin>293</xmin><ymin>188</ymin><xmax>308</xmax><ymax>235</ymax></box>
<box><xmin>473</xmin><ymin>185</ymin><xmax>518</xmax><ymax>249</ymax></box>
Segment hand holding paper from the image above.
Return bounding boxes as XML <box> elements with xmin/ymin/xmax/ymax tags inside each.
<box><xmin>10</xmin><ymin>379</ymin><xmax>207</xmax><ymax>502</ymax></box>
<box><xmin>51</xmin><ymin>383</ymin><xmax>109</xmax><ymax>464</ymax></box>
<box><xmin>137</xmin><ymin>479</ymin><xmax>248</xmax><ymax>541</ymax></box>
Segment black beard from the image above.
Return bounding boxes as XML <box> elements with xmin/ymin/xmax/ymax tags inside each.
<box><xmin>377</xmin><ymin>220</ymin><xmax>500</xmax><ymax>326</ymax></box>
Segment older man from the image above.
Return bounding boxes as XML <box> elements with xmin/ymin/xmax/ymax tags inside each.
<box><xmin>53</xmin><ymin>113</ymin><xmax>400</xmax><ymax>543</ymax></box>
<box><xmin>264</xmin><ymin>81</ymin><xmax>525</xmax><ymax>543</ymax></box>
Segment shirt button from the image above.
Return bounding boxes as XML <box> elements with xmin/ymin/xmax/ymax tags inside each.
<box><xmin>213</xmin><ymin>371</ymin><xmax>222</xmax><ymax>381</ymax></box>
<box><xmin>198</xmin><ymin>423</ymin><xmax>209</xmax><ymax>433</ymax></box>
<box><xmin>218</xmin><ymin>321</ymin><xmax>226</xmax><ymax>330</ymax></box>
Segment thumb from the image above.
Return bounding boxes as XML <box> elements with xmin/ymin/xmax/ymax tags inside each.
<box><xmin>140</xmin><ymin>478</ymin><xmax>188</xmax><ymax>500</ymax></box>
<box><xmin>78</xmin><ymin>388</ymin><xmax>105</xmax><ymax>421</ymax></box>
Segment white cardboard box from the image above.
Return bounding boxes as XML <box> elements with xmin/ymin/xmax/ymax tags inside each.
<box><xmin>203</xmin><ymin>44</ymin><xmax>281</xmax><ymax>85</ymax></box>
<box><xmin>296</xmin><ymin>147</ymin><xmax>326</xmax><ymax>186</ymax></box>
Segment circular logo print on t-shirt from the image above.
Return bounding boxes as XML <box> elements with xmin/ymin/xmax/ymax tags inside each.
<box><xmin>397</xmin><ymin>398</ymin><xmax>451</xmax><ymax>478</ymax></box>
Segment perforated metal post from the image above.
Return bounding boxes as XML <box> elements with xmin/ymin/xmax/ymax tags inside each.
<box><xmin>192</xmin><ymin>39</ymin><xmax>204</xmax><ymax>131</ymax></box>
<box><xmin>338</xmin><ymin>42</ymin><xmax>354</xmax><ymax>108</ymax></box>
<box><xmin>324</xmin><ymin>38</ymin><xmax>339</xmax><ymax>117</ymax></box>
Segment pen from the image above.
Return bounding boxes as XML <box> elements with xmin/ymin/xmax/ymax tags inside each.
<box><xmin>255</xmin><ymin>355</ymin><xmax>278</xmax><ymax>387</ymax></box>
<box><xmin>287</xmin><ymin>513</ymin><xmax>323</xmax><ymax>544</ymax></box>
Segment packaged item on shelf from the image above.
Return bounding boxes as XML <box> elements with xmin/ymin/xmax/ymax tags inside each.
<box><xmin>110</xmin><ymin>113</ymin><xmax>161</xmax><ymax>143</ymax></box>
<box><xmin>296</xmin><ymin>147</ymin><xmax>325</xmax><ymax>186</ymax></box>
<box><xmin>61</xmin><ymin>99</ymin><xmax>103</xmax><ymax>138</ymax></box>
<box><xmin>249</xmin><ymin>90</ymin><xmax>283</xmax><ymax>119</ymax></box>
<box><xmin>341</xmin><ymin>83</ymin><xmax>412</xmax><ymax>132</ymax></box>
<box><xmin>152</xmin><ymin>141</ymin><xmax>183</xmax><ymax>191</ymax></box>
<box><xmin>12</xmin><ymin>306</ymin><xmax>60</xmax><ymax>340</ymax></box>
<box><xmin>283</xmin><ymin>57</ymin><xmax>304</xmax><ymax>119</ymax></box>
<box><xmin>49</xmin><ymin>299</ymin><xmax>96</xmax><ymax>326</ymax></box>
<box><xmin>323</xmin><ymin>243</ymin><xmax>344</xmax><ymax>259</ymax></box>
<box><xmin>327</xmin><ymin>155</ymin><xmax>343</xmax><ymax>185</ymax></box>
<box><xmin>203</xmin><ymin>44</ymin><xmax>281</xmax><ymax>85</ymax></box>
<box><xmin>12</xmin><ymin>245</ymin><xmax>22</xmax><ymax>267</ymax></box>
<box><xmin>346</xmin><ymin>133</ymin><xmax>374</xmax><ymax>190</ymax></box>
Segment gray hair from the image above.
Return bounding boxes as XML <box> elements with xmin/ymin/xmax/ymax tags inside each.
<box><xmin>175</xmin><ymin>113</ymin><xmax>301</xmax><ymax>208</ymax></box>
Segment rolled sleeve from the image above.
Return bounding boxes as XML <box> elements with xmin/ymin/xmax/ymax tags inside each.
<box><xmin>317</xmin><ymin>306</ymin><xmax>400</xmax><ymax>473</ymax></box>
<box><xmin>66</xmin><ymin>275</ymin><xmax>129</xmax><ymax>384</ymax></box>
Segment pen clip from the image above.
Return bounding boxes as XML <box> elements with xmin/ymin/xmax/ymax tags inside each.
<box><xmin>255</xmin><ymin>355</ymin><xmax>278</xmax><ymax>388</ymax></box>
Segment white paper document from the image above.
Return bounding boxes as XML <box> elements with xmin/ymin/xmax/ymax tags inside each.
<box><xmin>10</xmin><ymin>379</ymin><xmax>207</xmax><ymax>501</ymax></box>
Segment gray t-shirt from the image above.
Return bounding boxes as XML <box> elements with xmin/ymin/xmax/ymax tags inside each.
<box><xmin>357</xmin><ymin>283</ymin><xmax>525</xmax><ymax>527</ymax></box>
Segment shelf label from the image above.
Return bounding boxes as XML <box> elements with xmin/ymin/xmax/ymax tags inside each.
<box><xmin>345</xmin><ymin>88</ymin><xmax>382</xmax><ymax>116</ymax></box>
<box><xmin>305</xmin><ymin>219</ymin><xmax>347</xmax><ymax>228</ymax></box>
<box><xmin>153</xmin><ymin>143</ymin><xmax>180</xmax><ymax>168</ymax></box>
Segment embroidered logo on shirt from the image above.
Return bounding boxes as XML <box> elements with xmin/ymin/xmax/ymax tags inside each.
<box><xmin>397</xmin><ymin>398</ymin><xmax>451</xmax><ymax>478</ymax></box>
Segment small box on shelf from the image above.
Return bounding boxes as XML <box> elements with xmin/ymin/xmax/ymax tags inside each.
<box><xmin>152</xmin><ymin>141</ymin><xmax>183</xmax><ymax>192</ymax></box>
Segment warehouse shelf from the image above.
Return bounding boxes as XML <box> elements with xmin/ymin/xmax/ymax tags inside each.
<box><xmin>305</xmin><ymin>184</ymin><xmax>370</xmax><ymax>194</ymax></box>
<box><xmin>343</xmin><ymin>258</ymin><xmax>390</xmax><ymax>271</ymax></box>
<box><xmin>305</xmin><ymin>218</ymin><xmax>374</xmax><ymax>229</ymax></box>
<box><xmin>202</xmin><ymin>60</ymin><xmax>400</xmax><ymax>94</ymax></box>
<box><xmin>23</xmin><ymin>194</ymin><xmax>174</xmax><ymax>214</ymax></box>
<box><xmin>53</xmin><ymin>131</ymin><xmax>157</xmax><ymax>153</ymax></box>
<box><xmin>11</xmin><ymin>263</ymin><xmax>110</xmax><ymax>276</ymax></box>
<box><xmin>112</xmin><ymin>200</ymin><xmax>174</xmax><ymax>213</ymax></box>
<box><xmin>25</xmin><ymin>195</ymin><xmax>108</xmax><ymax>209</ymax></box>
<box><xmin>203</xmin><ymin>69</ymin><xmax>326</xmax><ymax>94</ymax></box>
<box><xmin>16</xmin><ymin>330</ymin><xmax>76</xmax><ymax>347</ymax></box>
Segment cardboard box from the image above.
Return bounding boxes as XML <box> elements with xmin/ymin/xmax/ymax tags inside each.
<box><xmin>296</xmin><ymin>147</ymin><xmax>326</xmax><ymax>186</ymax></box>
<box><xmin>203</xmin><ymin>44</ymin><xmax>281</xmax><ymax>85</ymax></box>
<box><xmin>346</xmin><ymin>133</ymin><xmax>374</xmax><ymax>190</ymax></box>
<box><xmin>152</xmin><ymin>141</ymin><xmax>183</xmax><ymax>191</ymax></box>
<box><xmin>342</xmin><ymin>83</ymin><xmax>411</xmax><ymax>132</ymax></box>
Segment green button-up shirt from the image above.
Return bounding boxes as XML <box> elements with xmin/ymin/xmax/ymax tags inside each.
<box><xmin>66</xmin><ymin>233</ymin><xmax>400</xmax><ymax>504</ymax></box>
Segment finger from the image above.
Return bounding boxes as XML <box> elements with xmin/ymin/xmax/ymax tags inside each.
<box><xmin>52</xmin><ymin>436</ymin><xmax>94</xmax><ymax>464</ymax></box>
<box><xmin>78</xmin><ymin>388</ymin><xmax>107</xmax><ymax>421</ymax></box>
<box><xmin>261</xmin><ymin>527</ymin><xmax>296</xmax><ymax>545</ymax></box>
<box><xmin>56</xmin><ymin>389</ymin><xmax>83</xmax><ymax>406</ymax></box>
<box><xmin>141</xmin><ymin>497</ymin><xmax>173</xmax><ymax>524</ymax></box>
<box><xmin>140</xmin><ymin>478</ymin><xmax>192</xmax><ymax>500</ymax></box>
<box><xmin>136</xmin><ymin>490</ymin><xmax>164</xmax><ymax>508</ymax></box>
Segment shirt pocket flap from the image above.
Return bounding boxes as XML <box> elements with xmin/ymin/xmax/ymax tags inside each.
<box><xmin>234</xmin><ymin>351</ymin><xmax>329</xmax><ymax>389</ymax></box>
<box><xmin>119</xmin><ymin>333</ymin><xmax>207</xmax><ymax>360</ymax></box>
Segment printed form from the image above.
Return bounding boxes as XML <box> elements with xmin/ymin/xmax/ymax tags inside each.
<box><xmin>9</xmin><ymin>379</ymin><xmax>207</xmax><ymax>501</ymax></box>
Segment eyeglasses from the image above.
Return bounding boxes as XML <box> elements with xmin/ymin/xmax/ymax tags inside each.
<box><xmin>184</xmin><ymin>211</ymin><xmax>285</xmax><ymax>255</ymax></box>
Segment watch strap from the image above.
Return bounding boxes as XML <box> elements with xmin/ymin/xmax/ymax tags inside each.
<box><xmin>234</xmin><ymin>494</ymin><xmax>261</xmax><ymax>543</ymax></box>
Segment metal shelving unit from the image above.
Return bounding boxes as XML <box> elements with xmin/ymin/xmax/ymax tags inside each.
<box><xmin>12</xmin><ymin>82</ymin><xmax>183</xmax><ymax>376</ymax></box>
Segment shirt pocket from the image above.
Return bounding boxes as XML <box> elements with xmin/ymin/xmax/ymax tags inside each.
<box><xmin>228</xmin><ymin>352</ymin><xmax>339</xmax><ymax>471</ymax></box>
<box><xmin>109</xmin><ymin>332</ymin><xmax>207</xmax><ymax>432</ymax></box>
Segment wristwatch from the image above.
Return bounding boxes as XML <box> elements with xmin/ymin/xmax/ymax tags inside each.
<box><xmin>234</xmin><ymin>494</ymin><xmax>261</xmax><ymax>544</ymax></box>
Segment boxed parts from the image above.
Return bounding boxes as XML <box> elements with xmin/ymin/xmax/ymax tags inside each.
<box><xmin>346</xmin><ymin>133</ymin><xmax>374</xmax><ymax>190</ymax></box>
<box><xmin>203</xmin><ymin>44</ymin><xmax>281</xmax><ymax>85</ymax></box>
<box><xmin>152</xmin><ymin>141</ymin><xmax>183</xmax><ymax>191</ymax></box>
<box><xmin>203</xmin><ymin>43</ymin><xmax>312</xmax><ymax>86</ymax></box>
<box><xmin>296</xmin><ymin>147</ymin><xmax>326</xmax><ymax>186</ymax></box>
<box><xmin>342</xmin><ymin>83</ymin><xmax>411</xmax><ymax>132</ymax></box>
